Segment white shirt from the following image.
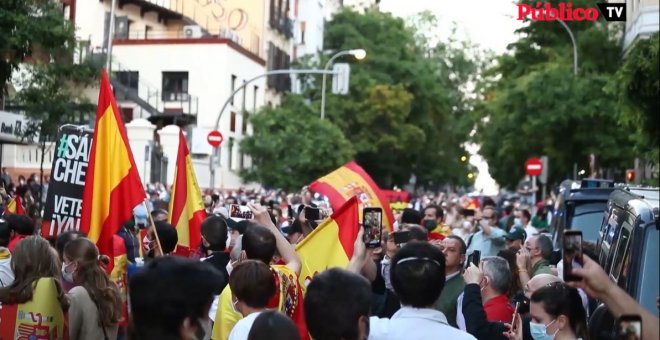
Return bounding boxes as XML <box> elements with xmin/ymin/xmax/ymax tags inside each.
<box><xmin>0</xmin><ymin>247</ymin><xmax>14</xmax><ymax>287</ymax></box>
<box><xmin>228</xmin><ymin>311</ymin><xmax>263</xmax><ymax>340</ymax></box>
<box><xmin>524</xmin><ymin>223</ymin><xmax>539</xmax><ymax>242</ymax></box>
<box><xmin>369</xmin><ymin>307</ymin><xmax>476</xmax><ymax>340</ymax></box>
<box><xmin>456</xmin><ymin>292</ymin><xmax>467</xmax><ymax>331</ymax></box>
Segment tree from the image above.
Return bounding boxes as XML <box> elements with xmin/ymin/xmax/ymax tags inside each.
<box><xmin>320</xmin><ymin>9</ymin><xmax>484</xmax><ymax>189</ymax></box>
<box><xmin>606</xmin><ymin>33</ymin><xmax>659</xmax><ymax>163</ymax></box>
<box><xmin>240</xmin><ymin>95</ymin><xmax>355</xmax><ymax>192</ymax></box>
<box><xmin>2</xmin><ymin>0</ymin><xmax>100</xmax><ymax>207</ymax></box>
<box><xmin>473</xmin><ymin>0</ymin><xmax>635</xmax><ymax>189</ymax></box>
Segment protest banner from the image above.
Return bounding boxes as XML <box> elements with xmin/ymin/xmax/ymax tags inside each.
<box><xmin>41</xmin><ymin>126</ymin><xmax>93</xmax><ymax>239</ymax></box>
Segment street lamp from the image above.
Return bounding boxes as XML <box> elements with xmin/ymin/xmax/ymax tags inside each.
<box><xmin>555</xmin><ymin>19</ymin><xmax>578</xmax><ymax>76</ymax></box>
<box><xmin>320</xmin><ymin>49</ymin><xmax>367</xmax><ymax>120</ymax></box>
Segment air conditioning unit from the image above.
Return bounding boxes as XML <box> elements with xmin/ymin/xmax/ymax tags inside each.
<box><xmin>183</xmin><ymin>25</ymin><xmax>203</xmax><ymax>38</ymax></box>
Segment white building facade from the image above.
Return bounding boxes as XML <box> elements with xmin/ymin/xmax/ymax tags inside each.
<box><xmin>622</xmin><ymin>0</ymin><xmax>660</xmax><ymax>52</ymax></box>
<box><xmin>71</xmin><ymin>0</ymin><xmax>269</xmax><ymax>190</ymax></box>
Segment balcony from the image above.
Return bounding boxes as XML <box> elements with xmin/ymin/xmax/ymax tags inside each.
<box><xmin>623</xmin><ymin>4</ymin><xmax>660</xmax><ymax>52</ymax></box>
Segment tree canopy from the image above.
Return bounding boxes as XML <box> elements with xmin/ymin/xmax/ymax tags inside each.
<box><xmin>472</xmin><ymin>0</ymin><xmax>636</xmax><ymax>189</ymax></box>
<box><xmin>242</xmin><ymin>9</ymin><xmax>486</xmax><ymax>190</ymax></box>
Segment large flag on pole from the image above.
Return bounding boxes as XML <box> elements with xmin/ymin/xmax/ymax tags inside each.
<box><xmin>309</xmin><ymin>161</ymin><xmax>395</xmax><ymax>232</ymax></box>
<box><xmin>81</xmin><ymin>70</ymin><xmax>146</xmax><ymax>259</ymax></box>
<box><xmin>168</xmin><ymin>128</ymin><xmax>207</xmax><ymax>253</ymax></box>
<box><xmin>295</xmin><ymin>196</ymin><xmax>360</xmax><ymax>291</ymax></box>
<box><xmin>4</xmin><ymin>195</ymin><xmax>25</xmax><ymax>215</ymax></box>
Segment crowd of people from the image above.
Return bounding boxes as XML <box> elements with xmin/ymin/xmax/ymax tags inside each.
<box><xmin>0</xmin><ymin>175</ymin><xmax>657</xmax><ymax>340</ymax></box>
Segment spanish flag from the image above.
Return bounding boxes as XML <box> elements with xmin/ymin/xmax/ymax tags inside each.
<box><xmin>295</xmin><ymin>196</ymin><xmax>360</xmax><ymax>291</ymax></box>
<box><xmin>168</xmin><ymin>128</ymin><xmax>206</xmax><ymax>253</ymax></box>
<box><xmin>81</xmin><ymin>70</ymin><xmax>146</xmax><ymax>260</ymax></box>
<box><xmin>309</xmin><ymin>161</ymin><xmax>395</xmax><ymax>232</ymax></box>
<box><xmin>3</xmin><ymin>195</ymin><xmax>25</xmax><ymax>215</ymax></box>
<box><xmin>0</xmin><ymin>277</ymin><xmax>68</xmax><ymax>339</ymax></box>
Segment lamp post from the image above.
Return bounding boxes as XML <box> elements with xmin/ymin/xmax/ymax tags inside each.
<box><xmin>555</xmin><ymin>19</ymin><xmax>578</xmax><ymax>76</ymax></box>
<box><xmin>320</xmin><ymin>49</ymin><xmax>366</xmax><ymax>120</ymax></box>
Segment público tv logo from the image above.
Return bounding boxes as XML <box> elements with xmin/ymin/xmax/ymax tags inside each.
<box><xmin>517</xmin><ymin>2</ymin><xmax>626</xmax><ymax>22</ymax></box>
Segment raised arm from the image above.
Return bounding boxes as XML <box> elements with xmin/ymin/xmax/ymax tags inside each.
<box><xmin>249</xmin><ymin>203</ymin><xmax>302</xmax><ymax>276</ymax></box>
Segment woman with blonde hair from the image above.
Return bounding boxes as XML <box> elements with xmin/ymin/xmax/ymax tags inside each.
<box><xmin>63</xmin><ymin>237</ymin><xmax>122</xmax><ymax>340</ymax></box>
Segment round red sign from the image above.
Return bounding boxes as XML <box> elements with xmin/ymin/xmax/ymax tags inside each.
<box><xmin>525</xmin><ymin>157</ymin><xmax>543</xmax><ymax>177</ymax></box>
<box><xmin>207</xmin><ymin>130</ymin><xmax>224</xmax><ymax>148</ymax></box>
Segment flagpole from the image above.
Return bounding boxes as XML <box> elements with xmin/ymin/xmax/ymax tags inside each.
<box><xmin>142</xmin><ymin>199</ymin><xmax>164</xmax><ymax>257</ymax></box>
<box><xmin>106</xmin><ymin>0</ymin><xmax>118</xmax><ymax>73</ymax></box>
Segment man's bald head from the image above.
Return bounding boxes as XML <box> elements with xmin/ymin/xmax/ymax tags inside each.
<box><xmin>525</xmin><ymin>274</ymin><xmax>561</xmax><ymax>299</ymax></box>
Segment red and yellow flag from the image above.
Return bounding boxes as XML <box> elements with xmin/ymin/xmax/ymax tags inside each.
<box><xmin>4</xmin><ymin>195</ymin><xmax>25</xmax><ymax>215</ymax></box>
<box><xmin>295</xmin><ymin>196</ymin><xmax>360</xmax><ymax>291</ymax></box>
<box><xmin>309</xmin><ymin>161</ymin><xmax>395</xmax><ymax>232</ymax></box>
<box><xmin>168</xmin><ymin>128</ymin><xmax>206</xmax><ymax>253</ymax></box>
<box><xmin>81</xmin><ymin>70</ymin><xmax>146</xmax><ymax>259</ymax></box>
<box><xmin>0</xmin><ymin>278</ymin><xmax>68</xmax><ymax>339</ymax></box>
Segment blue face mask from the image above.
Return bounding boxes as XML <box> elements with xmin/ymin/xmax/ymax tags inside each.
<box><xmin>529</xmin><ymin>319</ymin><xmax>557</xmax><ymax>340</ymax></box>
<box><xmin>514</xmin><ymin>218</ymin><xmax>522</xmax><ymax>227</ymax></box>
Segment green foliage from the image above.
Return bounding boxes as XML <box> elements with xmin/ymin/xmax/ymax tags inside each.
<box><xmin>606</xmin><ymin>33</ymin><xmax>660</xmax><ymax>162</ymax></box>
<box><xmin>474</xmin><ymin>0</ymin><xmax>635</xmax><ymax>189</ymax></box>
<box><xmin>1</xmin><ymin>0</ymin><xmax>101</xmax><ymax>141</ymax></box>
<box><xmin>239</xmin><ymin>95</ymin><xmax>355</xmax><ymax>192</ymax></box>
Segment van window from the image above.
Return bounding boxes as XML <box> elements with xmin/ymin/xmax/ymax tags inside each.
<box><xmin>638</xmin><ymin>226</ymin><xmax>659</xmax><ymax>316</ymax></box>
<box><xmin>609</xmin><ymin>225</ymin><xmax>631</xmax><ymax>282</ymax></box>
<box><xmin>569</xmin><ymin>202</ymin><xmax>607</xmax><ymax>243</ymax></box>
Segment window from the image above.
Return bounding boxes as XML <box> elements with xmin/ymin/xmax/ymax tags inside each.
<box><xmin>242</xmin><ymin>112</ymin><xmax>249</xmax><ymax>134</ymax></box>
<box><xmin>241</xmin><ymin>80</ymin><xmax>247</xmax><ymax>111</ymax></box>
<box><xmin>228</xmin><ymin>137</ymin><xmax>234</xmax><ymax>170</ymax></box>
<box><xmin>114</xmin><ymin>71</ymin><xmax>138</xmax><ymax>95</ymax></box>
<box><xmin>253</xmin><ymin>85</ymin><xmax>259</xmax><ymax>111</ymax></box>
<box><xmin>609</xmin><ymin>224</ymin><xmax>630</xmax><ymax>282</ymax></box>
<box><xmin>299</xmin><ymin>21</ymin><xmax>306</xmax><ymax>44</ymax></box>
<box><xmin>569</xmin><ymin>202</ymin><xmax>607</xmax><ymax>243</ymax></box>
<box><xmin>637</xmin><ymin>227</ymin><xmax>659</xmax><ymax>314</ymax></box>
<box><xmin>162</xmin><ymin>72</ymin><xmax>188</xmax><ymax>101</ymax></box>
<box><xmin>230</xmin><ymin>111</ymin><xmax>237</xmax><ymax>132</ymax></box>
<box><xmin>230</xmin><ymin>74</ymin><xmax>237</xmax><ymax>105</ymax></box>
<box><xmin>239</xmin><ymin>151</ymin><xmax>244</xmax><ymax>170</ymax></box>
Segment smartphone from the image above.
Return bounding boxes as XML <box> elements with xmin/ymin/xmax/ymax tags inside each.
<box><xmin>511</xmin><ymin>302</ymin><xmax>520</xmax><ymax>333</ymax></box>
<box><xmin>392</xmin><ymin>230</ymin><xmax>410</xmax><ymax>246</ymax></box>
<box><xmin>362</xmin><ymin>207</ymin><xmax>383</xmax><ymax>248</ymax></box>
<box><xmin>470</xmin><ymin>250</ymin><xmax>481</xmax><ymax>267</ymax></box>
<box><xmin>562</xmin><ymin>230</ymin><xmax>583</xmax><ymax>282</ymax></box>
<box><xmin>617</xmin><ymin>314</ymin><xmax>642</xmax><ymax>340</ymax></box>
<box><xmin>229</xmin><ymin>204</ymin><xmax>253</xmax><ymax>220</ymax></box>
<box><xmin>304</xmin><ymin>206</ymin><xmax>321</xmax><ymax>221</ymax></box>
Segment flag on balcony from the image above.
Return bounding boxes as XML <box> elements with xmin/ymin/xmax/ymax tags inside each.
<box><xmin>309</xmin><ymin>161</ymin><xmax>395</xmax><ymax>232</ymax></box>
<box><xmin>4</xmin><ymin>195</ymin><xmax>25</xmax><ymax>215</ymax></box>
<box><xmin>168</xmin><ymin>128</ymin><xmax>206</xmax><ymax>254</ymax></box>
<box><xmin>81</xmin><ymin>69</ymin><xmax>146</xmax><ymax>261</ymax></box>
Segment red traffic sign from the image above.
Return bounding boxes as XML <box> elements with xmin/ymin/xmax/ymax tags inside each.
<box><xmin>207</xmin><ymin>130</ymin><xmax>224</xmax><ymax>148</ymax></box>
<box><xmin>525</xmin><ymin>157</ymin><xmax>543</xmax><ymax>177</ymax></box>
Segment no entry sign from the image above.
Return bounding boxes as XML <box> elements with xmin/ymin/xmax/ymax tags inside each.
<box><xmin>525</xmin><ymin>157</ymin><xmax>543</xmax><ymax>177</ymax></box>
<box><xmin>207</xmin><ymin>130</ymin><xmax>224</xmax><ymax>148</ymax></box>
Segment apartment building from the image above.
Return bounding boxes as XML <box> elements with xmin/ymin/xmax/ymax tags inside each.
<box><xmin>622</xmin><ymin>0</ymin><xmax>659</xmax><ymax>52</ymax></box>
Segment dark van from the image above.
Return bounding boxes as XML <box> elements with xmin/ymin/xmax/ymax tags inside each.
<box><xmin>596</xmin><ymin>187</ymin><xmax>659</xmax><ymax>315</ymax></box>
<box><xmin>550</xmin><ymin>179</ymin><xmax>616</xmax><ymax>251</ymax></box>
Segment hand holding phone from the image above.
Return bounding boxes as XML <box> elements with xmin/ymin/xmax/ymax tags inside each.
<box><xmin>562</xmin><ymin>230</ymin><xmax>583</xmax><ymax>282</ymax></box>
<box><xmin>466</xmin><ymin>250</ymin><xmax>481</xmax><ymax>269</ymax></box>
<box><xmin>362</xmin><ymin>208</ymin><xmax>383</xmax><ymax>248</ymax></box>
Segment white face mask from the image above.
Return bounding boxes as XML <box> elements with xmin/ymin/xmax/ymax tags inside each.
<box><xmin>226</xmin><ymin>261</ymin><xmax>234</xmax><ymax>275</ymax></box>
<box><xmin>61</xmin><ymin>262</ymin><xmax>75</xmax><ymax>283</ymax></box>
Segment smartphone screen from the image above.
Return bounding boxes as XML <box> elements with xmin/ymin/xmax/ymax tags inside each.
<box><xmin>229</xmin><ymin>204</ymin><xmax>253</xmax><ymax>220</ymax></box>
<box><xmin>617</xmin><ymin>315</ymin><xmax>642</xmax><ymax>340</ymax></box>
<box><xmin>362</xmin><ymin>208</ymin><xmax>383</xmax><ymax>248</ymax></box>
<box><xmin>469</xmin><ymin>250</ymin><xmax>481</xmax><ymax>267</ymax></box>
<box><xmin>511</xmin><ymin>302</ymin><xmax>520</xmax><ymax>332</ymax></box>
<box><xmin>562</xmin><ymin>230</ymin><xmax>583</xmax><ymax>282</ymax></box>
<box><xmin>392</xmin><ymin>230</ymin><xmax>409</xmax><ymax>246</ymax></box>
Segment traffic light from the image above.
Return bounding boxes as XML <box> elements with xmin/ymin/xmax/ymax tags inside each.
<box><xmin>625</xmin><ymin>169</ymin><xmax>635</xmax><ymax>183</ymax></box>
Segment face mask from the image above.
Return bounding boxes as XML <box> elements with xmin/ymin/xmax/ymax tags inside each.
<box><xmin>61</xmin><ymin>262</ymin><xmax>75</xmax><ymax>283</ymax></box>
<box><xmin>514</xmin><ymin>218</ymin><xmax>522</xmax><ymax>227</ymax></box>
<box><xmin>423</xmin><ymin>219</ymin><xmax>437</xmax><ymax>232</ymax></box>
<box><xmin>226</xmin><ymin>261</ymin><xmax>234</xmax><ymax>275</ymax></box>
<box><xmin>479</xmin><ymin>219</ymin><xmax>490</xmax><ymax>228</ymax></box>
<box><xmin>231</xmin><ymin>297</ymin><xmax>240</xmax><ymax>314</ymax></box>
<box><xmin>529</xmin><ymin>319</ymin><xmax>557</xmax><ymax>340</ymax></box>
